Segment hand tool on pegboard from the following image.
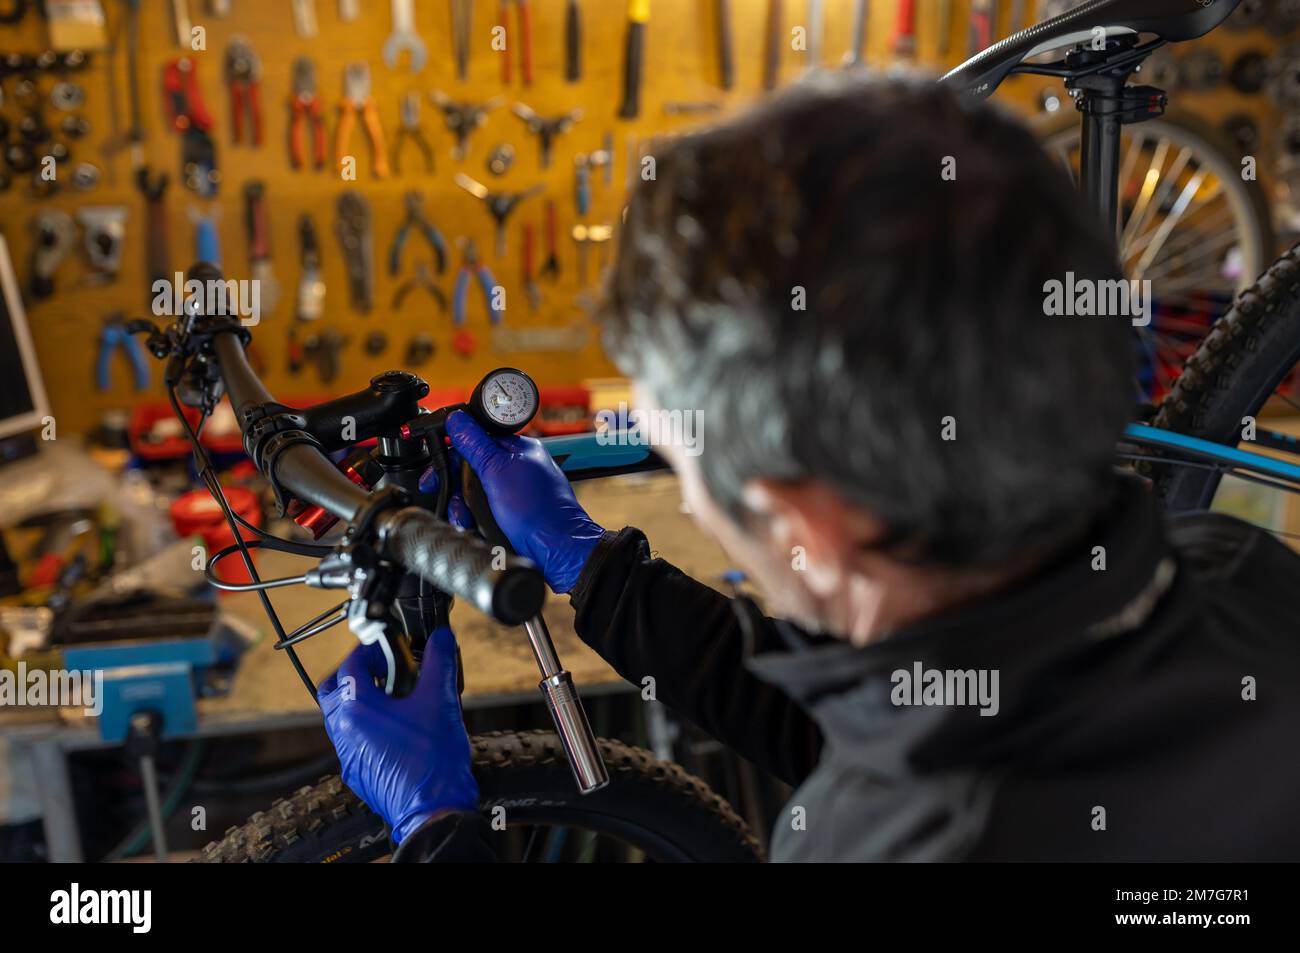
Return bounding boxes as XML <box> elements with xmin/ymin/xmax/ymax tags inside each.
<box><xmin>451</xmin><ymin>0</ymin><xmax>474</xmax><ymax>81</ymax></box>
<box><xmin>291</xmin><ymin>0</ymin><xmax>319</xmax><ymax>37</ymax></box>
<box><xmin>28</xmin><ymin>210</ymin><xmax>76</xmax><ymax>300</ymax></box>
<box><xmin>244</xmin><ymin>181</ymin><xmax>279</xmax><ymax>317</ymax></box>
<box><xmin>190</xmin><ymin>206</ymin><xmax>221</xmax><ymax>266</ymax></box>
<box><xmin>389</xmin><ymin>190</ymin><xmax>448</xmax><ymax>275</ymax></box>
<box><xmin>336</xmin><ymin>63</ymin><xmax>388</xmax><ymax>178</ymax></box>
<box><xmin>454</xmin><ymin>173</ymin><xmax>543</xmax><ymax>258</ymax></box>
<box><xmin>431</xmin><ymin>92</ymin><xmax>502</xmax><ymax>160</ymax></box>
<box><xmin>938</xmin><ymin>0</ymin><xmax>954</xmax><ymax>57</ymax></box>
<box><xmin>539</xmin><ymin>198</ymin><xmax>561</xmax><ymax>281</ymax></box>
<box><xmin>335</xmin><ymin>191</ymin><xmax>375</xmax><ymax>313</ymax></box>
<box><xmin>571</xmin><ymin>222</ymin><xmax>612</xmax><ymax>286</ymax></box>
<box><xmin>499</xmin><ymin>0</ymin><xmax>535</xmax><ymax>86</ymax></box>
<box><xmin>224</xmin><ymin>37</ymin><xmax>262</xmax><ymax>147</ymax></box>
<box><xmin>392</xmin><ymin>261</ymin><xmax>447</xmax><ymax>312</ymax></box>
<box><xmin>716</xmin><ymin>0</ymin><xmax>734</xmax><ymax>89</ymax></box>
<box><xmin>844</xmin><ymin>0</ymin><xmax>867</xmax><ymax>68</ymax></box>
<box><xmin>893</xmin><ymin>0</ymin><xmax>916</xmax><ymax>59</ymax></box>
<box><xmin>969</xmin><ymin>0</ymin><xmax>993</xmax><ymax>57</ymax></box>
<box><xmin>521</xmin><ymin>221</ymin><xmax>541</xmax><ymax>312</ymax></box>
<box><xmin>565</xmin><ymin>0</ymin><xmax>582</xmax><ymax>82</ymax></box>
<box><xmin>295</xmin><ymin>213</ymin><xmax>325</xmax><ymax>323</ymax></box>
<box><xmin>805</xmin><ymin>0</ymin><xmax>823</xmax><ymax>71</ymax></box>
<box><xmin>78</xmin><ymin>206</ymin><xmax>128</xmax><ymax>285</ymax></box>
<box><xmin>289</xmin><ymin>57</ymin><xmax>327</xmax><ymax>171</ymax></box>
<box><xmin>512</xmin><ymin>103</ymin><xmax>582</xmax><ymax>168</ymax></box>
<box><xmin>452</xmin><ymin>238</ymin><xmax>502</xmax><ymax>357</ymax></box>
<box><xmin>162</xmin><ymin>56</ymin><xmax>219</xmax><ymax>196</ymax></box>
<box><xmin>763</xmin><ymin>0</ymin><xmax>783</xmax><ymax>90</ymax></box>
<box><xmin>391</xmin><ymin>91</ymin><xmax>435</xmax><ymax>175</ymax></box>
<box><xmin>573</xmin><ymin>156</ymin><xmax>592</xmax><ymax>219</ymax></box>
<box><xmin>383</xmin><ymin>0</ymin><xmax>427</xmax><ymax>73</ymax></box>
<box><xmin>96</xmin><ymin>314</ymin><xmax>150</xmax><ymax>392</ymax></box>
<box><xmin>617</xmin><ymin>0</ymin><xmax>649</xmax><ymax>119</ymax></box>
<box><xmin>136</xmin><ymin>167</ymin><xmax>170</xmax><ymax>293</ymax></box>
<box><xmin>169</xmin><ymin>0</ymin><xmax>192</xmax><ymax>46</ymax></box>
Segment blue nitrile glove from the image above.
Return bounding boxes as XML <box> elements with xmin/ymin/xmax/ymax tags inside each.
<box><xmin>318</xmin><ymin>627</ymin><xmax>478</xmax><ymax>845</ymax></box>
<box><xmin>445</xmin><ymin>410</ymin><xmax>605</xmax><ymax>594</ymax></box>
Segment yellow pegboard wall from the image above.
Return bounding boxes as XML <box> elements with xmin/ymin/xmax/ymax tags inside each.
<box><xmin>0</xmin><ymin>1</ymin><xmax>1292</xmax><ymax>434</ymax></box>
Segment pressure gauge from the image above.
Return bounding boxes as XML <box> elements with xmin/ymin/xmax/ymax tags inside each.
<box><xmin>468</xmin><ymin>367</ymin><xmax>539</xmax><ymax>435</ymax></box>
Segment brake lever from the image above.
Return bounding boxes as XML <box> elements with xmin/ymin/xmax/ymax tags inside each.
<box><xmin>307</xmin><ymin>539</ymin><xmax>419</xmax><ymax>697</ymax></box>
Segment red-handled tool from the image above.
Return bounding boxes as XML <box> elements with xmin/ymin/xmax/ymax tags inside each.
<box><xmin>968</xmin><ymin>0</ymin><xmax>993</xmax><ymax>57</ymax></box>
<box><xmin>224</xmin><ymin>37</ymin><xmax>262</xmax><ymax>147</ymax></box>
<box><xmin>163</xmin><ymin>57</ymin><xmax>213</xmax><ymax>134</ymax></box>
<box><xmin>893</xmin><ymin>0</ymin><xmax>916</xmax><ymax>59</ymax></box>
<box><xmin>500</xmin><ymin>0</ymin><xmax>535</xmax><ymax>86</ymax></box>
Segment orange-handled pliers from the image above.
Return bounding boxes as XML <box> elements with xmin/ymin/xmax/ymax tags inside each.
<box><xmin>335</xmin><ymin>63</ymin><xmax>388</xmax><ymax>178</ymax></box>
<box><xmin>290</xmin><ymin>57</ymin><xmax>326</xmax><ymax>170</ymax></box>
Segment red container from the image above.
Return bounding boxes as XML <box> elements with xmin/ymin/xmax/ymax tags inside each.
<box><xmin>170</xmin><ymin>486</ymin><xmax>263</xmax><ymax>590</ymax></box>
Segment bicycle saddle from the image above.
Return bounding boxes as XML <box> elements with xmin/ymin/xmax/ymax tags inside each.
<box><xmin>942</xmin><ymin>0</ymin><xmax>1242</xmax><ymax>98</ymax></box>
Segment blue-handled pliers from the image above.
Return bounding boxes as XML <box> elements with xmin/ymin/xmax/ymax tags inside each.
<box><xmin>453</xmin><ymin>239</ymin><xmax>502</xmax><ymax>329</ymax></box>
<box><xmin>96</xmin><ymin>315</ymin><xmax>149</xmax><ymax>392</ymax></box>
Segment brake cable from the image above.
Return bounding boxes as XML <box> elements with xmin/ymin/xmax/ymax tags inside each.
<box><xmin>167</xmin><ymin>385</ymin><xmax>320</xmax><ymax>699</ymax></box>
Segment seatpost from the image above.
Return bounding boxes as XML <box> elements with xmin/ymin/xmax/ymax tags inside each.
<box><xmin>1066</xmin><ymin>40</ymin><xmax>1166</xmax><ymax>244</ymax></box>
<box><xmin>1075</xmin><ymin>70</ymin><xmax>1127</xmax><ymax>239</ymax></box>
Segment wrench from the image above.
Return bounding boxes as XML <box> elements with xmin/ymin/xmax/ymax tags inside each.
<box><xmin>383</xmin><ymin>0</ymin><xmax>427</xmax><ymax>72</ymax></box>
<box><xmin>291</xmin><ymin>0</ymin><xmax>319</xmax><ymax>38</ymax></box>
<box><xmin>171</xmin><ymin>0</ymin><xmax>192</xmax><ymax>46</ymax></box>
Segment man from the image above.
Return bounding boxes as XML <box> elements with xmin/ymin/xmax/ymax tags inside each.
<box><xmin>319</xmin><ymin>73</ymin><xmax>1300</xmax><ymax>861</ymax></box>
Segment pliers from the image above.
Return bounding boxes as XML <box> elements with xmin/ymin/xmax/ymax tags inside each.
<box><xmin>96</xmin><ymin>314</ymin><xmax>149</xmax><ymax>392</ymax></box>
<box><xmin>224</xmin><ymin>37</ymin><xmax>262</xmax><ymax>146</ymax></box>
<box><xmin>392</xmin><ymin>261</ymin><xmax>447</xmax><ymax>312</ymax></box>
<box><xmin>289</xmin><ymin>57</ymin><xmax>327</xmax><ymax>170</ymax></box>
<box><xmin>391</xmin><ymin>90</ymin><xmax>434</xmax><ymax>175</ymax></box>
<box><xmin>335</xmin><ymin>62</ymin><xmax>388</xmax><ymax>178</ymax></box>
<box><xmin>389</xmin><ymin>190</ymin><xmax>448</xmax><ymax>275</ymax></box>
<box><xmin>162</xmin><ymin>56</ymin><xmax>218</xmax><ymax>196</ymax></box>
<box><xmin>452</xmin><ymin>239</ymin><xmax>502</xmax><ymax>356</ymax></box>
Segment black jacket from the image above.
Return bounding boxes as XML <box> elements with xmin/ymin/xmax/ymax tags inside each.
<box><xmin>399</xmin><ymin>477</ymin><xmax>1300</xmax><ymax>861</ymax></box>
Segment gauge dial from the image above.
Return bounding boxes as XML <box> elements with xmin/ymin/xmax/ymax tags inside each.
<box><xmin>472</xmin><ymin>368</ymin><xmax>539</xmax><ymax>433</ymax></box>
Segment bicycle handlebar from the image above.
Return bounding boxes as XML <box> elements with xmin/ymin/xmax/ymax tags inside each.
<box><xmin>204</xmin><ymin>298</ymin><xmax>544</xmax><ymax>627</ymax></box>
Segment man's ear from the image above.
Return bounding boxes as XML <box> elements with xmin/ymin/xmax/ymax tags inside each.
<box><xmin>741</xmin><ymin>479</ymin><xmax>882</xmax><ymax>597</ymax></box>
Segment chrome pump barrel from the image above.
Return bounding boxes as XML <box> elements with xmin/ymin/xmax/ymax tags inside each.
<box><xmin>524</xmin><ymin>615</ymin><xmax>608</xmax><ymax>792</ymax></box>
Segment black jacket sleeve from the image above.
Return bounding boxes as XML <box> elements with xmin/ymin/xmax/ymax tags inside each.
<box><xmin>568</xmin><ymin>527</ymin><xmax>823</xmax><ymax>786</ymax></box>
<box><xmin>391</xmin><ymin>810</ymin><xmax>497</xmax><ymax>862</ymax></box>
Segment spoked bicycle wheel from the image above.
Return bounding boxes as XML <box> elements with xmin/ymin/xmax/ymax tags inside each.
<box><xmin>1040</xmin><ymin>109</ymin><xmax>1274</xmax><ymax>402</ymax></box>
<box><xmin>1145</xmin><ymin>244</ymin><xmax>1300</xmax><ymax>518</ymax></box>
<box><xmin>194</xmin><ymin>731</ymin><xmax>764</xmax><ymax>863</ymax></box>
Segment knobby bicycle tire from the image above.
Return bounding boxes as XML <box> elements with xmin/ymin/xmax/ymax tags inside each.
<box><xmin>1150</xmin><ymin>243</ymin><xmax>1300</xmax><ymax>511</ymax></box>
<box><xmin>194</xmin><ymin>730</ymin><xmax>765</xmax><ymax>863</ymax></box>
